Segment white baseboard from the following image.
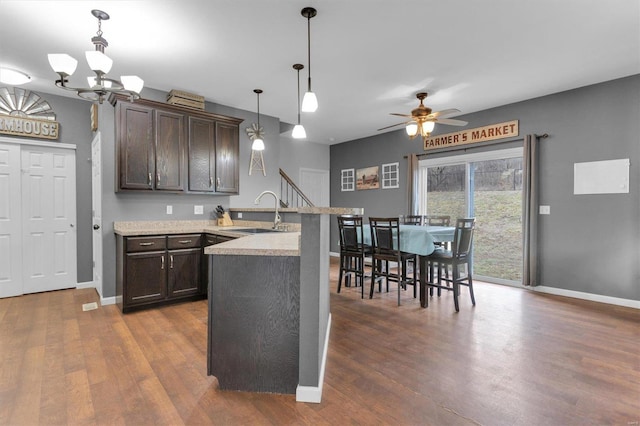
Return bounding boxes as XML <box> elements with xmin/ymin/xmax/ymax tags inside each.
<box><xmin>532</xmin><ymin>286</ymin><xmax>639</xmax><ymax>309</ymax></box>
<box><xmin>76</xmin><ymin>281</ymin><xmax>95</xmax><ymax>290</ymax></box>
<box><xmin>296</xmin><ymin>313</ymin><xmax>331</xmax><ymax>403</ymax></box>
<box><xmin>100</xmin><ymin>296</ymin><xmax>117</xmax><ymax>306</ymax></box>
<box><xmin>329</xmin><ymin>251</ymin><xmax>339</xmax><ymax>257</ymax></box>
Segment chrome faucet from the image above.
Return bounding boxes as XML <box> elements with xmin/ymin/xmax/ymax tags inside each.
<box><xmin>254</xmin><ymin>190</ymin><xmax>282</xmax><ymax>229</ymax></box>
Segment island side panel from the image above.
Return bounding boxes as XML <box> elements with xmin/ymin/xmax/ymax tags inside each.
<box><xmin>208</xmin><ymin>254</ymin><xmax>300</xmax><ymax>394</ymax></box>
<box><xmin>298</xmin><ymin>213</ymin><xmax>330</xmax><ymax>388</ymax></box>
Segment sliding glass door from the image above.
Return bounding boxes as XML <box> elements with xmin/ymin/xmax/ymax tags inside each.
<box><xmin>418</xmin><ymin>148</ymin><xmax>523</xmax><ymax>284</ymax></box>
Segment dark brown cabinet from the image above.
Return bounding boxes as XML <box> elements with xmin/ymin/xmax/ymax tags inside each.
<box><xmin>215</xmin><ymin>122</ymin><xmax>239</xmax><ymax>193</ymax></box>
<box><xmin>117</xmin><ymin>103</ymin><xmax>184</xmax><ymax>192</ymax></box>
<box><xmin>115</xmin><ymin>96</ymin><xmax>242</xmax><ymax>194</ymax></box>
<box><xmin>188</xmin><ymin>117</ymin><xmax>216</xmax><ymax>192</ymax></box>
<box><xmin>117</xmin><ymin>233</ymin><xmax>204</xmax><ymax>312</ymax></box>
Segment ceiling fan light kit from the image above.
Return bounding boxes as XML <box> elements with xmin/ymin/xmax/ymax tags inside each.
<box><xmin>379</xmin><ymin>92</ymin><xmax>468</xmax><ymax>143</ymax></box>
<box><xmin>48</xmin><ymin>9</ymin><xmax>144</xmax><ymax>103</ymax></box>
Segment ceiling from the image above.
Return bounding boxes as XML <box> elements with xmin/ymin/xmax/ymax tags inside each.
<box><xmin>1</xmin><ymin>0</ymin><xmax>638</xmax><ymax>145</ymax></box>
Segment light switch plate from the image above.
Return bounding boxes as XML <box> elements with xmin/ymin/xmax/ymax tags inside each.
<box><xmin>166</xmin><ymin>205</ymin><xmax>173</xmax><ymax>215</ymax></box>
<box><xmin>194</xmin><ymin>205</ymin><xmax>204</xmax><ymax>215</ymax></box>
<box><xmin>539</xmin><ymin>205</ymin><xmax>550</xmax><ymax>215</ymax></box>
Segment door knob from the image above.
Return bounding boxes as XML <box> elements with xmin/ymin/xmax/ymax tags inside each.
<box><xmin>93</xmin><ymin>224</ymin><xmax>100</xmax><ymax>230</ymax></box>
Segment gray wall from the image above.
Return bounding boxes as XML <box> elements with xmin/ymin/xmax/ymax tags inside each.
<box><xmin>330</xmin><ymin>75</ymin><xmax>640</xmax><ymax>301</ymax></box>
<box><xmin>98</xmin><ymin>87</ymin><xmax>329</xmax><ymax>298</ymax></box>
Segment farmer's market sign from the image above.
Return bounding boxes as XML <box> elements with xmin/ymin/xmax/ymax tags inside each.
<box><xmin>424</xmin><ymin>120</ymin><xmax>518</xmax><ymax>151</ymax></box>
<box><xmin>0</xmin><ymin>87</ymin><xmax>60</xmax><ymax>140</ymax></box>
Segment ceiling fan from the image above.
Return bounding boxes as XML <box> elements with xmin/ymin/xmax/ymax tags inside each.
<box><xmin>378</xmin><ymin>92</ymin><xmax>468</xmax><ymax>141</ymax></box>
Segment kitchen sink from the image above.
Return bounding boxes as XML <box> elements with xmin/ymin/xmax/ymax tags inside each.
<box><xmin>235</xmin><ymin>228</ymin><xmax>283</xmax><ymax>234</ymax></box>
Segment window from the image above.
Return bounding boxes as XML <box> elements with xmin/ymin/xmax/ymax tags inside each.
<box><xmin>418</xmin><ymin>148</ymin><xmax>523</xmax><ymax>284</ymax></box>
<box><xmin>381</xmin><ymin>162</ymin><xmax>399</xmax><ymax>189</ymax></box>
<box><xmin>340</xmin><ymin>168</ymin><xmax>355</xmax><ymax>191</ymax></box>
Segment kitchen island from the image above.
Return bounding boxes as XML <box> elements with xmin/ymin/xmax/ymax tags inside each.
<box><xmin>205</xmin><ymin>206</ymin><xmax>362</xmax><ymax>402</ymax></box>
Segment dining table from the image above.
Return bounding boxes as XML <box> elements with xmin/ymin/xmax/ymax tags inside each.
<box><xmin>362</xmin><ymin>224</ymin><xmax>455</xmax><ymax>307</ymax></box>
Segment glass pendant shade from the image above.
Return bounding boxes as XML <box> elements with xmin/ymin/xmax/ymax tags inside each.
<box><xmin>48</xmin><ymin>54</ymin><xmax>78</xmax><ymax>76</ymax></box>
<box><xmin>405</xmin><ymin>122</ymin><xmax>418</xmax><ymax>136</ymax></box>
<box><xmin>251</xmin><ymin>138</ymin><xmax>265</xmax><ymax>151</ymax></box>
<box><xmin>421</xmin><ymin>120</ymin><xmax>435</xmax><ymax>134</ymax></box>
<box><xmin>0</xmin><ymin>68</ymin><xmax>31</xmax><ymax>85</ymax></box>
<box><xmin>301</xmin><ymin>91</ymin><xmax>318</xmax><ymax>112</ymax></box>
<box><xmin>121</xmin><ymin>75</ymin><xmax>144</xmax><ymax>93</ymax></box>
<box><xmin>85</xmin><ymin>51</ymin><xmax>113</xmax><ymax>74</ymax></box>
<box><xmin>292</xmin><ymin>124</ymin><xmax>307</xmax><ymax>139</ymax></box>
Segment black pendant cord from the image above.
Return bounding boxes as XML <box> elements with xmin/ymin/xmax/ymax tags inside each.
<box><xmin>307</xmin><ymin>16</ymin><xmax>312</xmax><ymax>92</ymax></box>
<box><xmin>297</xmin><ymin>69</ymin><xmax>302</xmax><ymax>124</ymax></box>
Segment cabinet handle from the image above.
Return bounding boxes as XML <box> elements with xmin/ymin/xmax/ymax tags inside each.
<box><xmin>178</xmin><ymin>240</ymin><xmax>192</xmax><ymax>244</ymax></box>
<box><xmin>157</xmin><ymin>172</ymin><xmax>160</xmax><ymax>184</ymax></box>
<box><xmin>139</xmin><ymin>242</ymin><xmax>155</xmax><ymax>246</ymax></box>
<box><xmin>209</xmin><ymin>177</ymin><xmax>213</xmax><ymax>187</ymax></box>
<box><xmin>170</xmin><ymin>254</ymin><xmax>174</xmax><ymax>269</ymax></box>
<box><xmin>216</xmin><ymin>177</ymin><xmax>221</xmax><ymax>187</ymax></box>
<box><xmin>161</xmin><ymin>256</ymin><xmax>165</xmax><ymax>270</ymax></box>
<box><xmin>148</xmin><ymin>172</ymin><xmax>152</xmax><ymax>186</ymax></box>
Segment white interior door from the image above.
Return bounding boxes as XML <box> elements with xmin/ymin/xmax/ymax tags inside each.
<box><xmin>21</xmin><ymin>146</ymin><xmax>77</xmax><ymax>294</ymax></box>
<box><xmin>299</xmin><ymin>168</ymin><xmax>330</xmax><ymax>206</ymax></box>
<box><xmin>0</xmin><ymin>143</ymin><xmax>22</xmax><ymax>298</ymax></box>
<box><xmin>91</xmin><ymin>133</ymin><xmax>103</xmax><ymax>297</ymax></box>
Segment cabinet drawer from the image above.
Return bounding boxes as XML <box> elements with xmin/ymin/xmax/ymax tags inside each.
<box><xmin>168</xmin><ymin>234</ymin><xmax>202</xmax><ymax>249</ymax></box>
<box><xmin>126</xmin><ymin>236</ymin><xmax>167</xmax><ymax>253</ymax></box>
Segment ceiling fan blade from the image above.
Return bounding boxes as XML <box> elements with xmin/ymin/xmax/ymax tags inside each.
<box><xmin>377</xmin><ymin>122</ymin><xmax>407</xmax><ymax>131</ymax></box>
<box><xmin>427</xmin><ymin>108</ymin><xmax>461</xmax><ymax>119</ymax></box>
<box><xmin>436</xmin><ymin>118</ymin><xmax>468</xmax><ymax>126</ymax></box>
<box><xmin>390</xmin><ymin>112</ymin><xmax>413</xmax><ymax>118</ymax></box>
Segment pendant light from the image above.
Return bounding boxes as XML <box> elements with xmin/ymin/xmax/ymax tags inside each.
<box><xmin>292</xmin><ymin>64</ymin><xmax>307</xmax><ymax>139</ymax></box>
<box><xmin>251</xmin><ymin>89</ymin><xmax>265</xmax><ymax>151</ymax></box>
<box><xmin>300</xmin><ymin>7</ymin><xmax>318</xmax><ymax>112</ymax></box>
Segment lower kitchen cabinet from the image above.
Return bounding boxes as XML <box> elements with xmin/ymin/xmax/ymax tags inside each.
<box><xmin>116</xmin><ymin>233</ymin><xmax>205</xmax><ymax>312</ymax></box>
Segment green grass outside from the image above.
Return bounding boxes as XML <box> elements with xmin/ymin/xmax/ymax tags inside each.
<box><xmin>428</xmin><ymin>190</ymin><xmax>523</xmax><ymax>281</ymax></box>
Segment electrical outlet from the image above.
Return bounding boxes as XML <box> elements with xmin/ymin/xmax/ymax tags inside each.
<box><xmin>194</xmin><ymin>205</ymin><xmax>204</xmax><ymax>215</ymax></box>
<box><xmin>237</xmin><ymin>212</ymin><xmax>243</xmax><ymax>219</ymax></box>
<box><xmin>166</xmin><ymin>205</ymin><xmax>173</xmax><ymax>215</ymax></box>
<box><xmin>539</xmin><ymin>205</ymin><xmax>550</xmax><ymax>215</ymax></box>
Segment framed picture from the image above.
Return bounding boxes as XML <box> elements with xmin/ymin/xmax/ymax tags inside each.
<box><xmin>356</xmin><ymin>166</ymin><xmax>379</xmax><ymax>190</ymax></box>
<box><xmin>341</xmin><ymin>168</ymin><xmax>355</xmax><ymax>191</ymax></box>
<box><xmin>381</xmin><ymin>162</ymin><xmax>399</xmax><ymax>189</ymax></box>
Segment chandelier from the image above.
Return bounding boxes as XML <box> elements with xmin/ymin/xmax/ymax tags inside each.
<box><xmin>47</xmin><ymin>10</ymin><xmax>144</xmax><ymax>104</ymax></box>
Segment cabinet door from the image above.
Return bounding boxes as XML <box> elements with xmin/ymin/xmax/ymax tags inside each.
<box><xmin>125</xmin><ymin>251</ymin><xmax>167</xmax><ymax>305</ymax></box>
<box><xmin>155</xmin><ymin>110</ymin><xmax>185</xmax><ymax>191</ymax></box>
<box><xmin>188</xmin><ymin>117</ymin><xmax>215</xmax><ymax>192</ymax></box>
<box><xmin>118</xmin><ymin>103</ymin><xmax>154</xmax><ymax>190</ymax></box>
<box><xmin>168</xmin><ymin>248</ymin><xmax>201</xmax><ymax>298</ymax></box>
<box><xmin>215</xmin><ymin>122</ymin><xmax>239</xmax><ymax>193</ymax></box>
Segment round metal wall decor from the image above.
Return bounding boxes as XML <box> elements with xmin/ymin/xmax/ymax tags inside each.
<box><xmin>0</xmin><ymin>87</ymin><xmax>56</xmax><ymax>120</ymax></box>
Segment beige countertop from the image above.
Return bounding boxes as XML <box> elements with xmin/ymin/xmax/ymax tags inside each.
<box><xmin>113</xmin><ymin>220</ymin><xmax>301</xmax><ymax>256</ymax></box>
<box><xmin>229</xmin><ymin>206</ymin><xmax>364</xmax><ymax>215</ymax></box>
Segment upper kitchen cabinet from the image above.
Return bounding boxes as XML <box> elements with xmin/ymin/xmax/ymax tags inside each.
<box><xmin>114</xmin><ymin>95</ymin><xmax>242</xmax><ymax>194</ymax></box>
<box><xmin>215</xmin><ymin>122</ymin><xmax>239</xmax><ymax>194</ymax></box>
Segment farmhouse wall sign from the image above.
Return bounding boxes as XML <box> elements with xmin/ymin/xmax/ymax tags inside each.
<box><xmin>0</xmin><ymin>87</ymin><xmax>60</xmax><ymax>140</ymax></box>
<box><xmin>424</xmin><ymin>120</ymin><xmax>518</xmax><ymax>151</ymax></box>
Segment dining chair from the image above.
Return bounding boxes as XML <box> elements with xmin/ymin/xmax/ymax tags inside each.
<box><xmin>403</xmin><ymin>215</ymin><xmax>424</xmax><ymax>226</ymax></box>
<box><xmin>368</xmin><ymin>217</ymin><xmax>417</xmax><ymax>306</ymax></box>
<box><xmin>337</xmin><ymin>215</ymin><xmax>371</xmax><ymax>298</ymax></box>
<box><xmin>424</xmin><ymin>218</ymin><xmax>476</xmax><ymax>312</ymax></box>
<box><xmin>425</xmin><ymin>215</ymin><xmax>451</xmax><ymax>226</ymax></box>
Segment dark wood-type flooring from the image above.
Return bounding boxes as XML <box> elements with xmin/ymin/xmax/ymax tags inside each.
<box><xmin>1</xmin><ymin>258</ymin><xmax>638</xmax><ymax>425</ymax></box>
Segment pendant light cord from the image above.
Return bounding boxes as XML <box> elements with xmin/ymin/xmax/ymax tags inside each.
<box><xmin>297</xmin><ymin>68</ymin><xmax>302</xmax><ymax>124</ymax></box>
<box><xmin>307</xmin><ymin>16</ymin><xmax>312</xmax><ymax>92</ymax></box>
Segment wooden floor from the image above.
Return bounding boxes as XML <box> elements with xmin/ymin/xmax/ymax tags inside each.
<box><xmin>1</xmin><ymin>258</ymin><xmax>639</xmax><ymax>425</ymax></box>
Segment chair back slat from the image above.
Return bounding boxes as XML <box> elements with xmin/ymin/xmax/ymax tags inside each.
<box><xmin>338</xmin><ymin>215</ymin><xmax>364</xmax><ymax>253</ymax></box>
<box><xmin>403</xmin><ymin>215</ymin><xmax>423</xmax><ymax>226</ymax></box>
<box><xmin>426</xmin><ymin>215</ymin><xmax>451</xmax><ymax>226</ymax></box>
<box><xmin>369</xmin><ymin>217</ymin><xmax>400</xmax><ymax>257</ymax></box>
<box><xmin>452</xmin><ymin>218</ymin><xmax>475</xmax><ymax>259</ymax></box>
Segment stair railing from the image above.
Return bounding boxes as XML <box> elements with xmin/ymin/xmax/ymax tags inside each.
<box><xmin>279</xmin><ymin>168</ymin><xmax>315</xmax><ymax>208</ymax></box>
